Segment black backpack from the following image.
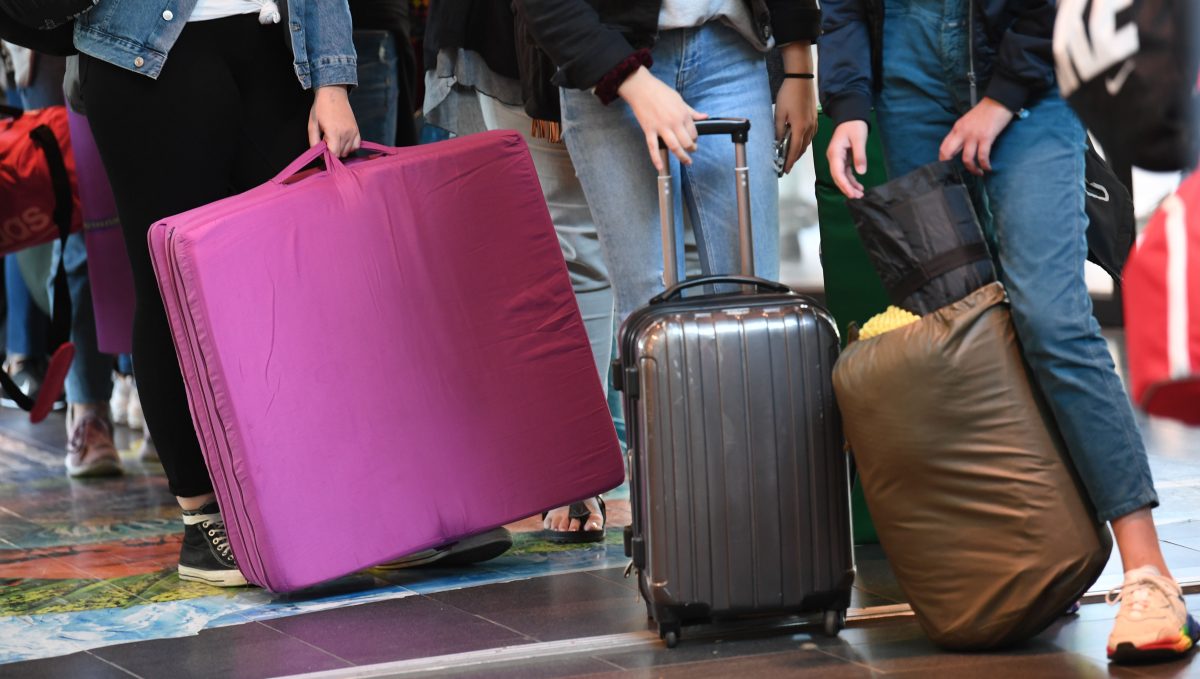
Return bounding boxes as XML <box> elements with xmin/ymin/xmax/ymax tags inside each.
<box><xmin>1054</xmin><ymin>0</ymin><xmax>1198</xmax><ymax>172</ymax></box>
<box><xmin>0</xmin><ymin>0</ymin><xmax>94</xmax><ymax>29</ymax></box>
<box><xmin>0</xmin><ymin>0</ymin><xmax>89</xmax><ymax>55</ymax></box>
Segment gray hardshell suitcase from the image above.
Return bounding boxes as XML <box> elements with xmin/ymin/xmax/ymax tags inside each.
<box><xmin>615</xmin><ymin>119</ymin><xmax>855</xmax><ymax>648</ymax></box>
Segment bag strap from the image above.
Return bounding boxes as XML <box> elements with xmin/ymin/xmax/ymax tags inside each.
<box><xmin>891</xmin><ymin>242</ymin><xmax>991</xmax><ymax>306</ymax></box>
<box><xmin>29</xmin><ymin>124</ymin><xmax>73</xmax><ymax>348</ymax></box>
<box><xmin>0</xmin><ymin>124</ymin><xmax>76</xmax><ymax>413</ymax></box>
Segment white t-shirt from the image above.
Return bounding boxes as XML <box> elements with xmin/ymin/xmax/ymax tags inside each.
<box><xmin>659</xmin><ymin>0</ymin><xmax>771</xmax><ymax>51</ymax></box>
<box><xmin>189</xmin><ymin>0</ymin><xmax>272</xmax><ymax>23</ymax></box>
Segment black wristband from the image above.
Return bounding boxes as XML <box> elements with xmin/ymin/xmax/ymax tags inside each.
<box><xmin>783</xmin><ymin>73</ymin><xmax>815</xmax><ymax>79</ymax></box>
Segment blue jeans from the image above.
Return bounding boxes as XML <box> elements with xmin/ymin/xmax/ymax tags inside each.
<box><xmin>52</xmin><ymin>235</ymin><xmax>114</xmax><ymax>403</ymax></box>
<box><xmin>560</xmin><ymin>24</ymin><xmax>780</xmax><ymax>321</ymax></box>
<box><xmin>874</xmin><ymin>0</ymin><xmax>1156</xmax><ymax>523</ymax></box>
<box><xmin>5</xmin><ymin>255</ymin><xmax>48</xmax><ymax>355</ymax></box>
<box><xmin>349</xmin><ymin>30</ymin><xmax>399</xmax><ymax>146</ymax></box>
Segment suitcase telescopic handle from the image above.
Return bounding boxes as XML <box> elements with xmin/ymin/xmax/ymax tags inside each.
<box><xmin>657</xmin><ymin>118</ymin><xmax>754</xmax><ymax>289</ymax></box>
<box><xmin>649</xmin><ymin>275</ymin><xmax>791</xmax><ymax>305</ymax></box>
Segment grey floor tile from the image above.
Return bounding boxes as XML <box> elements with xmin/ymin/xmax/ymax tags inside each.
<box><xmin>851</xmin><ymin>586</ymin><xmax>902</xmax><ymax>609</ymax></box>
<box><xmin>822</xmin><ymin>629</ymin><xmax>1041</xmax><ymax>675</ymax></box>
<box><xmin>0</xmin><ymin>651</ymin><xmax>135</xmax><ymax>679</ymax></box>
<box><xmin>589</xmin><ymin>646</ymin><xmax>876</xmax><ymax>678</ymax></box>
<box><xmin>597</xmin><ymin>629</ymin><xmax>838</xmax><ymax>670</ymax></box>
<box><xmin>263</xmin><ymin>593</ymin><xmax>530</xmax><ymax>665</ymax></box>
<box><xmin>1156</xmin><ymin>522</ymin><xmax>1200</xmax><ymax>545</ymax></box>
<box><xmin>434</xmin><ymin>655</ymin><xmax>622</xmax><ymax>679</ymax></box>
<box><xmin>585</xmin><ymin>566</ymin><xmax>640</xmax><ymax>591</ymax></box>
<box><xmin>884</xmin><ymin>651</ymin><xmax>1130</xmax><ymax>679</ymax></box>
<box><xmin>427</xmin><ymin>571</ymin><xmax>651</xmax><ymax>642</ymax></box>
<box><xmin>90</xmin><ymin>620</ymin><xmax>351</xmax><ymax>679</ymax></box>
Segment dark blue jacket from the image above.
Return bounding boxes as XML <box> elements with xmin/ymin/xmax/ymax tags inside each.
<box><xmin>819</xmin><ymin>0</ymin><xmax>1058</xmax><ymax>126</ymax></box>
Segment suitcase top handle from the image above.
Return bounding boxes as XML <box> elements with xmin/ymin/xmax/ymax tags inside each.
<box><xmin>271</xmin><ymin>140</ymin><xmax>401</xmax><ymax>185</ymax></box>
<box><xmin>657</xmin><ymin>118</ymin><xmax>751</xmax><ymax>147</ymax></box>
<box><xmin>657</xmin><ymin>118</ymin><xmax>753</xmax><ymax>289</ymax></box>
<box><xmin>649</xmin><ymin>275</ymin><xmax>792</xmax><ymax>305</ymax></box>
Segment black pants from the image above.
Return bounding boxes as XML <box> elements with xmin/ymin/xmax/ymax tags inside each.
<box><xmin>81</xmin><ymin>16</ymin><xmax>311</xmax><ymax>497</ymax></box>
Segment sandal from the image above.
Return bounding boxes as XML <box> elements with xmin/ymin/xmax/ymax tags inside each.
<box><xmin>535</xmin><ymin>497</ymin><xmax>606</xmax><ymax>544</ymax></box>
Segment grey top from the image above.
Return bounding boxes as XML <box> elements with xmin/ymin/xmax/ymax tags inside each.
<box><xmin>658</xmin><ymin>0</ymin><xmax>772</xmax><ymax>51</ymax></box>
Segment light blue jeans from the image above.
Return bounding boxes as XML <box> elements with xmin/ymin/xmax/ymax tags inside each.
<box><xmin>873</xmin><ymin>0</ymin><xmax>1157</xmax><ymax>523</ymax></box>
<box><xmin>560</xmin><ymin>23</ymin><xmax>780</xmax><ymax>321</ymax></box>
<box><xmin>52</xmin><ymin>235</ymin><xmax>115</xmax><ymax>404</ymax></box>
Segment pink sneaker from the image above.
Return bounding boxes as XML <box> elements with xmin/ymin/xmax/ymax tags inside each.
<box><xmin>65</xmin><ymin>410</ymin><xmax>123</xmax><ymax>477</ymax></box>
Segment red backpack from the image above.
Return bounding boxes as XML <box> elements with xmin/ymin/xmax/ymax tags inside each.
<box><xmin>1124</xmin><ymin>172</ymin><xmax>1200</xmax><ymax>424</ymax></box>
<box><xmin>0</xmin><ymin>104</ymin><xmax>78</xmax><ymax>422</ymax></box>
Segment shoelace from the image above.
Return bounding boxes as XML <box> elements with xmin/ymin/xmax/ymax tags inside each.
<box><xmin>1107</xmin><ymin>578</ymin><xmax>1171</xmax><ymax>621</ymax></box>
<box><xmin>201</xmin><ymin>518</ymin><xmax>234</xmax><ymax>561</ymax></box>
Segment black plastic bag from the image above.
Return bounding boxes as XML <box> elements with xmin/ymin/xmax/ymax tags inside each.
<box><xmin>1084</xmin><ymin>145</ymin><xmax>1136</xmax><ymax>283</ymax></box>
<box><xmin>0</xmin><ymin>0</ymin><xmax>93</xmax><ymax>30</ymax></box>
<box><xmin>0</xmin><ymin>5</ymin><xmax>76</xmax><ymax>55</ymax></box>
<box><xmin>847</xmin><ymin>161</ymin><xmax>997</xmax><ymax>315</ymax></box>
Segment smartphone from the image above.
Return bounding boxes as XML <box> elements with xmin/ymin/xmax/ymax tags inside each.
<box><xmin>774</xmin><ymin>123</ymin><xmax>793</xmax><ymax>177</ymax></box>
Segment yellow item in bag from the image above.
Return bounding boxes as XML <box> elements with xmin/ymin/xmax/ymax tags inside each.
<box><xmin>858</xmin><ymin>306</ymin><xmax>921</xmax><ymax>340</ymax></box>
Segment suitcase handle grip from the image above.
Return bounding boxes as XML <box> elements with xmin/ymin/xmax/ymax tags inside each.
<box><xmin>649</xmin><ymin>275</ymin><xmax>791</xmax><ymax>305</ymax></box>
<box><xmin>657</xmin><ymin>119</ymin><xmax>750</xmax><ymax>147</ymax></box>
<box><xmin>271</xmin><ymin>141</ymin><xmax>401</xmax><ymax>185</ymax></box>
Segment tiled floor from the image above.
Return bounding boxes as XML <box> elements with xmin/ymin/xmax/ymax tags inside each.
<box><xmin>2</xmin><ymin>337</ymin><xmax>1200</xmax><ymax>677</ymax></box>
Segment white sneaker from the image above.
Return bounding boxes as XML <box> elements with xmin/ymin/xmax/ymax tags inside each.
<box><xmin>1107</xmin><ymin>565</ymin><xmax>1198</xmax><ymax>663</ymax></box>
<box><xmin>110</xmin><ymin>374</ymin><xmax>132</xmax><ymax>426</ymax></box>
<box><xmin>127</xmin><ymin>383</ymin><xmax>144</xmax><ymax>431</ymax></box>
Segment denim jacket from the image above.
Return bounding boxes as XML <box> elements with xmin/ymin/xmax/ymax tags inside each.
<box><xmin>73</xmin><ymin>0</ymin><xmax>357</xmax><ymax>89</ymax></box>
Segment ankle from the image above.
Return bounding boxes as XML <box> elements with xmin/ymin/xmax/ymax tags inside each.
<box><xmin>71</xmin><ymin>403</ymin><xmax>106</xmax><ymax>419</ymax></box>
<box><xmin>178</xmin><ymin>493</ymin><xmax>217</xmax><ymax>511</ymax></box>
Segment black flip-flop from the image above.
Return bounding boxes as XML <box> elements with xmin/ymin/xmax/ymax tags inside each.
<box><xmin>536</xmin><ymin>498</ymin><xmax>606</xmax><ymax>544</ymax></box>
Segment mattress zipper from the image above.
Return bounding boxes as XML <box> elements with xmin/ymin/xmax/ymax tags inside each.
<box><xmin>157</xmin><ymin>180</ymin><xmax>312</xmax><ymax>589</ymax></box>
<box><xmin>163</xmin><ymin>226</ymin><xmax>272</xmax><ymax>587</ymax></box>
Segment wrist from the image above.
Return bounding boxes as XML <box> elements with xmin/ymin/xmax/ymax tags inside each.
<box><xmin>316</xmin><ymin>85</ymin><xmax>350</xmax><ymax>99</ymax></box>
<box><xmin>780</xmin><ymin>41</ymin><xmax>813</xmax><ymax>72</ymax></box>
<box><xmin>596</xmin><ymin>49</ymin><xmax>653</xmax><ymax>105</ymax></box>
<box><xmin>617</xmin><ymin>67</ymin><xmax>649</xmax><ymax>98</ymax></box>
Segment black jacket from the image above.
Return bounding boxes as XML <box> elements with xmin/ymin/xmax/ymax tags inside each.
<box><xmin>513</xmin><ymin>0</ymin><xmax>821</xmax><ymax>91</ymax></box>
<box><xmin>819</xmin><ymin>0</ymin><xmax>1058</xmax><ymax>126</ymax></box>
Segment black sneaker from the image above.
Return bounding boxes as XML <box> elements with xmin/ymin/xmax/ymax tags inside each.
<box><xmin>179</xmin><ymin>502</ymin><xmax>248</xmax><ymax>587</ymax></box>
<box><xmin>375</xmin><ymin>527</ymin><xmax>513</xmax><ymax>569</ymax></box>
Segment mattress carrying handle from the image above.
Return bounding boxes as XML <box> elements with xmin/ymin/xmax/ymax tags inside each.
<box><xmin>271</xmin><ymin>141</ymin><xmax>401</xmax><ymax>185</ymax></box>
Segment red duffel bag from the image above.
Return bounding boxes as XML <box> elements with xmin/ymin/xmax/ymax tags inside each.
<box><xmin>0</xmin><ymin>104</ymin><xmax>81</xmax><ymax>253</ymax></box>
<box><xmin>1124</xmin><ymin>171</ymin><xmax>1200</xmax><ymax>425</ymax></box>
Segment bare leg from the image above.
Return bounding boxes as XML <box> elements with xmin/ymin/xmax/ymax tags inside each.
<box><xmin>1112</xmin><ymin>508</ymin><xmax>1172</xmax><ymax>578</ymax></box>
<box><xmin>177</xmin><ymin>493</ymin><xmax>216</xmax><ymax>511</ymax></box>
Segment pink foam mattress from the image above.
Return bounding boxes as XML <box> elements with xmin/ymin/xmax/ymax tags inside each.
<box><xmin>149</xmin><ymin>133</ymin><xmax>624</xmax><ymax>591</ymax></box>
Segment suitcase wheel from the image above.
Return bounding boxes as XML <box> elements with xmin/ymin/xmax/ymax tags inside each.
<box><xmin>658</xmin><ymin>622</ymin><xmax>682</xmax><ymax>648</ymax></box>
<box><xmin>823</xmin><ymin>609</ymin><xmax>846</xmax><ymax>637</ymax></box>
<box><xmin>663</xmin><ymin>629</ymin><xmax>680</xmax><ymax>649</ymax></box>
